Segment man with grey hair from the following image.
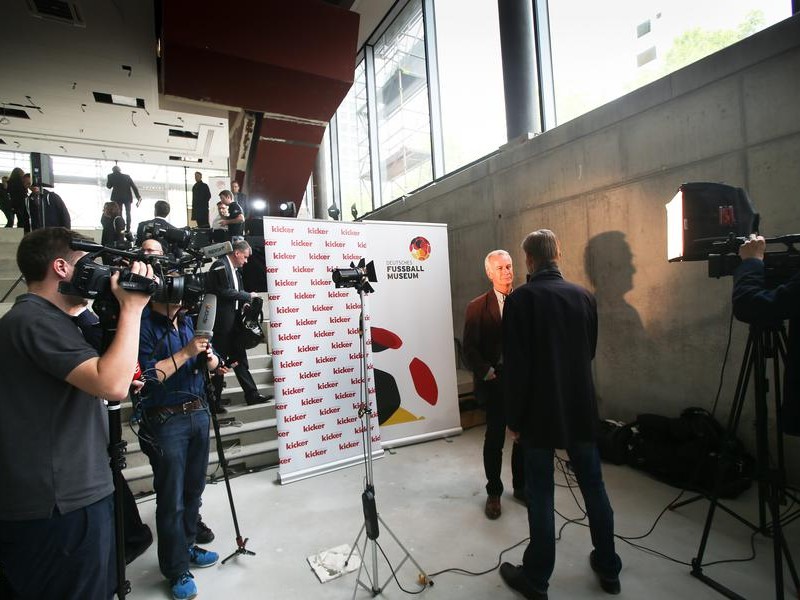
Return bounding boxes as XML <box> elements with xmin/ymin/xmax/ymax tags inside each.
<box><xmin>208</xmin><ymin>239</ymin><xmax>268</xmax><ymax>410</ymax></box>
<box><xmin>500</xmin><ymin>229</ymin><xmax>621</xmax><ymax>599</ymax></box>
<box><xmin>463</xmin><ymin>249</ymin><xmax>524</xmax><ymax>520</ymax></box>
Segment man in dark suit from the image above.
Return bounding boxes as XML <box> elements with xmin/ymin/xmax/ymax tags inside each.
<box><xmin>500</xmin><ymin>229</ymin><xmax>621</xmax><ymax>599</ymax></box>
<box><xmin>191</xmin><ymin>172</ymin><xmax>211</xmax><ymax>228</ymax></box>
<box><xmin>106</xmin><ymin>165</ymin><xmax>141</xmax><ymax>231</ymax></box>
<box><xmin>208</xmin><ymin>240</ymin><xmax>269</xmax><ymax>410</ymax></box>
<box><xmin>136</xmin><ymin>200</ymin><xmax>178</xmax><ymax>245</ymax></box>
<box><xmin>464</xmin><ymin>249</ymin><xmax>524</xmax><ymax>520</ymax></box>
<box><xmin>733</xmin><ymin>234</ymin><xmax>800</xmax><ymax>435</ymax></box>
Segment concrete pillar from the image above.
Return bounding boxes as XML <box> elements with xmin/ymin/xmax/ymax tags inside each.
<box><xmin>312</xmin><ymin>139</ymin><xmax>332</xmax><ymax>220</ymax></box>
<box><xmin>498</xmin><ymin>0</ymin><xmax>541</xmax><ymax>140</ymax></box>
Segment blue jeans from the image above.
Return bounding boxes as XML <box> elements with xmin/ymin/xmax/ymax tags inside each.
<box><xmin>0</xmin><ymin>494</ymin><xmax>116</xmax><ymax>599</ymax></box>
<box><xmin>141</xmin><ymin>409</ymin><xmax>210</xmax><ymax>580</ymax></box>
<box><xmin>521</xmin><ymin>443</ymin><xmax>621</xmax><ymax>591</ymax></box>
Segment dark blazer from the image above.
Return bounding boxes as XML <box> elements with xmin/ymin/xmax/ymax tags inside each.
<box><xmin>733</xmin><ymin>258</ymin><xmax>800</xmax><ymax>434</ymax></box>
<box><xmin>29</xmin><ymin>190</ymin><xmax>70</xmax><ymax>229</ymax></box>
<box><xmin>106</xmin><ymin>172</ymin><xmax>140</xmax><ymax>204</ymax></box>
<box><xmin>503</xmin><ymin>266</ymin><xmax>598</xmax><ymax>448</ymax></box>
<box><xmin>208</xmin><ymin>256</ymin><xmax>251</xmax><ymax>338</ymax></box>
<box><xmin>463</xmin><ymin>288</ymin><xmax>503</xmax><ymax>383</ymax></box>
<box><xmin>192</xmin><ymin>181</ymin><xmax>211</xmax><ymax>220</ymax></box>
<box><xmin>135</xmin><ymin>217</ymin><xmax>177</xmax><ymax>245</ymax></box>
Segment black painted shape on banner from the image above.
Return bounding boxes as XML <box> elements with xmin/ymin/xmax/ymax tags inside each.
<box><xmin>374</xmin><ymin>368</ymin><xmax>400</xmax><ymax>425</ymax></box>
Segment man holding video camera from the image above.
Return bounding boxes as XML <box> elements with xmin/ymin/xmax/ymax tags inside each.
<box><xmin>0</xmin><ymin>227</ymin><xmax>152</xmax><ymax>600</ymax></box>
<box><xmin>734</xmin><ymin>234</ymin><xmax>800</xmax><ymax>434</ymax></box>
<box><xmin>136</xmin><ymin>238</ymin><xmax>222</xmax><ymax>600</ymax></box>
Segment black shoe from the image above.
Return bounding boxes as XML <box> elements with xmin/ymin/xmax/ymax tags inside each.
<box><xmin>196</xmin><ymin>517</ymin><xmax>215</xmax><ymax>544</ymax></box>
<box><xmin>590</xmin><ymin>551</ymin><xmax>621</xmax><ymax>594</ymax></box>
<box><xmin>245</xmin><ymin>394</ymin><xmax>271</xmax><ymax>406</ymax></box>
<box><xmin>499</xmin><ymin>563</ymin><xmax>548</xmax><ymax>600</ymax></box>
<box><xmin>213</xmin><ymin>403</ymin><xmax>227</xmax><ymax>414</ymax></box>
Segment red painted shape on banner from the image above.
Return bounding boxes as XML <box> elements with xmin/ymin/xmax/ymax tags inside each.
<box><xmin>409</xmin><ymin>357</ymin><xmax>438</xmax><ymax>406</ymax></box>
<box><xmin>371</xmin><ymin>327</ymin><xmax>402</xmax><ymax>352</ymax></box>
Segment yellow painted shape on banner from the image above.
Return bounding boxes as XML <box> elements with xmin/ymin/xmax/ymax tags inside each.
<box><xmin>382</xmin><ymin>406</ymin><xmax>425</xmax><ymax>426</ymax></box>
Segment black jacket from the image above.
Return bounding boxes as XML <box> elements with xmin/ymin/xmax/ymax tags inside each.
<box><xmin>733</xmin><ymin>258</ymin><xmax>800</xmax><ymax>435</ymax></box>
<box><xmin>503</xmin><ymin>266</ymin><xmax>598</xmax><ymax>448</ymax></box>
<box><xmin>29</xmin><ymin>190</ymin><xmax>70</xmax><ymax>229</ymax></box>
<box><xmin>106</xmin><ymin>172</ymin><xmax>140</xmax><ymax>204</ymax></box>
<box><xmin>192</xmin><ymin>182</ymin><xmax>211</xmax><ymax>219</ymax></box>
<box><xmin>208</xmin><ymin>256</ymin><xmax>251</xmax><ymax>338</ymax></box>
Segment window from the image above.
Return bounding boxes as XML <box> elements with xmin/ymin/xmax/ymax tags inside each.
<box><xmin>548</xmin><ymin>0</ymin><xmax>791</xmax><ymax>125</ymax></box>
<box><xmin>434</xmin><ymin>0</ymin><xmax>506</xmax><ymax>172</ymax></box>
<box><xmin>373</xmin><ymin>0</ymin><xmax>432</xmax><ymax>205</ymax></box>
<box><xmin>336</xmin><ymin>61</ymin><xmax>373</xmax><ymax>221</ymax></box>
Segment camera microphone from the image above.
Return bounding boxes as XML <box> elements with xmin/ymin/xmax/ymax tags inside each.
<box><xmin>196</xmin><ymin>293</ymin><xmax>217</xmax><ymax>338</ymax></box>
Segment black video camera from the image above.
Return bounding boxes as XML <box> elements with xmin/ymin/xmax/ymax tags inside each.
<box><xmin>59</xmin><ymin>239</ymin><xmax>218</xmax><ymax>313</ymax></box>
<box><xmin>140</xmin><ymin>222</ymin><xmax>211</xmax><ymax>256</ymax></box>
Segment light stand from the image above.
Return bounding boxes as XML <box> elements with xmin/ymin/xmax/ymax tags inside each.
<box><xmin>200</xmin><ymin>362</ymin><xmax>256</xmax><ymax>564</ymax></box>
<box><xmin>337</xmin><ymin>276</ymin><xmax>430</xmax><ymax>598</ymax></box>
<box><xmin>677</xmin><ymin>324</ymin><xmax>800</xmax><ymax>599</ymax></box>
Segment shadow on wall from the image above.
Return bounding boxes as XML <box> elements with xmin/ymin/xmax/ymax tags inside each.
<box><xmin>585</xmin><ymin>230</ymin><xmax>656</xmax><ymax>422</ymax></box>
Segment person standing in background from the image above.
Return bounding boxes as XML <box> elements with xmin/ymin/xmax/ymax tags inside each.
<box><xmin>191</xmin><ymin>172</ymin><xmax>211</xmax><ymax>228</ymax></box>
<box><xmin>106</xmin><ymin>165</ymin><xmax>141</xmax><ymax>232</ymax></box>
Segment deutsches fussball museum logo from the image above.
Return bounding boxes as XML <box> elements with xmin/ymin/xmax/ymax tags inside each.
<box><xmin>409</xmin><ymin>236</ymin><xmax>431</xmax><ymax>261</ymax></box>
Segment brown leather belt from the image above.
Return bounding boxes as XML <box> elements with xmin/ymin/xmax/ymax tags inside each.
<box><xmin>145</xmin><ymin>398</ymin><xmax>205</xmax><ymax>419</ymax></box>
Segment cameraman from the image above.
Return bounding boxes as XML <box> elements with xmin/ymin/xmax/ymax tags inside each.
<box><xmin>136</xmin><ymin>239</ymin><xmax>222</xmax><ymax>600</ymax></box>
<box><xmin>0</xmin><ymin>227</ymin><xmax>152</xmax><ymax>600</ymax></box>
<box><xmin>733</xmin><ymin>234</ymin><xmax>800</xmax><ymax>434</ymax></box>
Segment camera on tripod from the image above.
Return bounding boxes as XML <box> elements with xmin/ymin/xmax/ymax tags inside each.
<box><xmin>666</xmin><ymin>181</ymin><xmax>800</xmax><ymax>287</ymax></box>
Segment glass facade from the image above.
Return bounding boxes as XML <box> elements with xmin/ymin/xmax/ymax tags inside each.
<box><xmin>548</xmin><ymin>0</ymin><xmax>791</xmax><ymax>125</ymax></box>
<box><xmin>373</xmin><ymin>0</ymin><xmax>432</xmax><ymax>205</ymax></box>
<box><xmin>335</xmin><ymin>61</ymin><xmax>372</xmax><ymax>222</ymax></box>
<box><xmin>0</xmin><ymin>150</ymin><xmax>225</xmax><ymax>229</ymax></box>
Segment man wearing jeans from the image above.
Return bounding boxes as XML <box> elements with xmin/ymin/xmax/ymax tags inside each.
<box><xmin>501</xmin><ymin>229</ymin><xmax>621</xmax><ymax>599</ymax></box>
<box><xmin>138</xmin><ymin>239</ymin><xmax>223</xmax><ymax>600</ymax></box>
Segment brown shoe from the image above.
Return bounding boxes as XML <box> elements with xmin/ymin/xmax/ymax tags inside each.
<box><xmin>485</xmin><ymin>495</ymin><xmax>501</xmax><ymax>519</ymax></box>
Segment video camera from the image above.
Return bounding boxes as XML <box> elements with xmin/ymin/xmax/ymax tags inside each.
<box><xmin>59</xmin><ymin>239</ymin><xmax>230</xmax><ymax>314</ymax></box>
<box><xmin>139</xmin><ymin>222</ymin><xmax>212</xmax><ymax>257</ymax></box>
<box><xmin>666</xmin><ymin>182</ymin><xmax>800</xmax><ymax>287</ymax></box>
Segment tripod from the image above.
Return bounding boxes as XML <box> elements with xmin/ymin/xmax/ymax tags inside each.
<box><xmin>686</xmin><ymin>324</ymin><xmax>799</xmax><ymax>599</ymax></box>
<box><xmin>200</xmin><ymin>363</ymin><xmax>256</xmax><ymax>564</ymax></box>
<box><xmin>343</xmin><ymin>287</ymin><xmax>430</xmax><ymax>598</ymax></box>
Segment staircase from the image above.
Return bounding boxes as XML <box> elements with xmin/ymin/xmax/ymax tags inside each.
<box><xmin>0</xmin><ymin>227</ymin><xmax>280</xmax><ymax>495</ymax></box>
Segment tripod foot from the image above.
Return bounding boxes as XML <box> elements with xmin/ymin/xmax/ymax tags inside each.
<box><xmin>221</xmin><ymin>538</ymin><xmax>256</xmax><ymax>565</ymax></box>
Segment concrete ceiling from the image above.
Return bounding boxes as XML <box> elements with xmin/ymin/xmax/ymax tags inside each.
<box><xmin>0</xmin><ymin>0</ymin><xmax>394</xmax><ymax>169</ymax></box>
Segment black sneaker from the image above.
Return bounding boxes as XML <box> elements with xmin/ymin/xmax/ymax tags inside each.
<box><xmin>499</xmin><ymin>562</ymin><xmax>548</xmax><ymax>600</ymax></box>
<box><xmin>590</xmin><ymin>551</ymin><xmax>621</xmax><ymax>594</ymax></box>
<box><xmin>196</xmin><ymin>517</ymin><xmax>214</xmax><ymax>544</ymax></box>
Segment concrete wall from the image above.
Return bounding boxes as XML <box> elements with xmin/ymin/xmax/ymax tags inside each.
<box><xmin>367</xmin><ymin>15</ymin><xmax>800</xmax><ymax>470</ymax></box>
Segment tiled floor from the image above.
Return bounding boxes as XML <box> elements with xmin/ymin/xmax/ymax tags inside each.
<box><xmin>125</xmin><ymin>425</ymin><xmax>799</xmax><ymax>599</ymax></box>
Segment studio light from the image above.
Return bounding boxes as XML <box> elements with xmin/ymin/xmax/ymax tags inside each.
<box><xmin>665</xmin><ymin>182</ymin><xmax>757</xmax><ymax>262</ymax></box>
<box><xmin>279</xmin><ymin>201</ymin><xmax>296</xmax><ymax>217</ymax></box>
<box><xmin>250</xmin><ymin>198</ymin><xmax>268</xmax><ymax>214</ymax></box>
<box><xmin>327</xmin><ymin>203</ymin><xmax>340</xmax><ymax>220</ymax></box>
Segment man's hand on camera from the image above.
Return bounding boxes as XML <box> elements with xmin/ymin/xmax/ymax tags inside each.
<box><xmin>111</xmin><ymin>261</ymin><xmax>153</xmax><ymax>312</ymax></box>
<box><xmin>739</xmin><ymin>234</ymin><xmax>766</xmax><ymax>261</ymax></box>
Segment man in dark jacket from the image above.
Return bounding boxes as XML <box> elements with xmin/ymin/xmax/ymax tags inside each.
<box><xmin>28</xmin><ymin>185</ymin><xmax>71</xmax><ymax>229</ymax></box>
<box><xmin>208</xmin><ymin>240</ymin><xmax>269</xmax><ymax>410</ymax></box>
<box><xmin>500</xmin><ymin>229</ymin><xmax>621</xmax><ymax>599</ymax></box>
<box><xmin>733</xmin><ymin>234</ymin><xmax>800</xmax><ymax>435</ymax></box>
<box><xmin>191</xmin><ymin>172</ymin><xmax>211</xmax><ymax>228</ymax></box>
<box><xmin>463</xmin><ymin>249</ymin><xmax>524</xmax><ymax>520</ymax></box>
<box><xmin>106</xmin><ymin>166</ymin><xmax>141</xmax><ymax>232</ymax></box>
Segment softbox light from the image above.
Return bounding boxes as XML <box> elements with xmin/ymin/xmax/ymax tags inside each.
<box><xmin>666</xmin><ymin>182</ymin><xmax>758</xmax><ymax>262</ymax></box>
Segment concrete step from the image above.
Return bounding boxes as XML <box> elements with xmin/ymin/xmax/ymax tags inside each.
<box><xmin>124</xmin><ymin>439</ymin><xmax>280</xmax><ymax>495</ymax></box>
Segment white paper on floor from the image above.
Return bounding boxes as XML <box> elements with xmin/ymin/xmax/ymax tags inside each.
<box><xmin>307</xmin><ymin>543</ymin><xmax>362</xmax><ymax>583</ymax></box>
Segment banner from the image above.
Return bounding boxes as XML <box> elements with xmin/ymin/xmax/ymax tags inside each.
<box><xmin>363</xmin><ymin>221</ymin><xmax>461</xmax><ymax>447</ymax></box>
<box><xmin>264</xmin><ymin>219</ymin><xmax>382</xmax><ymax>484</ymax></box>
<box><xmin>264</xmin><ymin>218</ymin><xmax>461</xmax><ymax>483</ymax></box>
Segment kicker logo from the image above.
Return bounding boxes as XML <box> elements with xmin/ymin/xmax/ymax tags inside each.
<box><xmin>273</xmin><ymin>252</ymin><xmax>296</xmax><ymax>260</ymax></box>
